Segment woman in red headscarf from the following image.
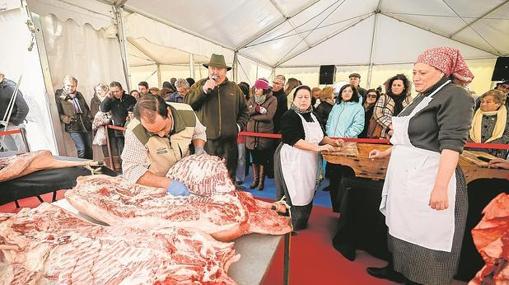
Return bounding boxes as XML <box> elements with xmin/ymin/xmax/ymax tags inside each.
<box><xmin>367</xmin><ymin>47</ymin><xmax>475</xmax><ymax>285</ymax></box>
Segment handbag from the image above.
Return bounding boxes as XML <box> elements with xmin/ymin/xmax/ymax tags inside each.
<box><xmin>367</xmin><ymin>116</ymin><xmax>383</xmax><ymax>138</ymax></box>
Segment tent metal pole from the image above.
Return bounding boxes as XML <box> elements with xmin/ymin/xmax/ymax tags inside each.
<box><xmin>367</xmin><ymin>11</ymin><xmax>380</xmax><ymax>89</ymax></box>
<box><xmin>189</xmin><ymin>54</ymin><xmax>195</xmax><ymax>79</ymax></box>
<box><xmin>113</xmin><ymin>6</ymin><xmax>131</xmax><ymax>90</ymax></box>
<box><xmin>156</xmin><ymin>64</ymin><xmax>162</xmax><ymax>88</ymax></box>
<box><xmin>233</xmin><ymin>51</ymin><xmax>239</xmax><ymax>82</ymax></box>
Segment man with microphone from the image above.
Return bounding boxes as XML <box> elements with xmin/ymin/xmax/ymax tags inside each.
<box><xmin>185</xmin><ymin>54</ymin><xmax>249</xmax><ymax>181</ymax></box>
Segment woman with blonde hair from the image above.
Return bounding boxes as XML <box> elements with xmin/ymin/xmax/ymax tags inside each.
<box><xmin>469</xmin><ymin>89</ymin><xmax>509</xmax><ymax>158</ymax></box>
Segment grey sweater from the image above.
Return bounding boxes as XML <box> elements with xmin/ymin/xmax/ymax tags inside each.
<box><xmin>400</xmin><ymin>77</ymin><xmax>475</xmax><ymax>153</ymax></box>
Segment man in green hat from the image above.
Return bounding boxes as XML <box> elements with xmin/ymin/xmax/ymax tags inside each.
<box><xmin>185</xmin><ymin>54</ymin><xmax>249</xmax><ymax>180</ymax></box>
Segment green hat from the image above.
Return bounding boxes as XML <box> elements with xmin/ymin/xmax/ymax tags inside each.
<box><xmin>203</xmin><ymin>54</ymin><xmax>232</xmax><ymax>71</ymax></box>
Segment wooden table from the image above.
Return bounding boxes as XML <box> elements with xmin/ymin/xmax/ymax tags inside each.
<box><xmin>323</xmin><ymin>143</ymin><xmax>509</xmax><ymax>183</ymax></box>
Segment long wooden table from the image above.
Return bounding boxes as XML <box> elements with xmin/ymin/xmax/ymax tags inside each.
<box><xmin>323</xmin><ymin>143</ymin><xmax>509</xmax><ymax>183</ymax></box>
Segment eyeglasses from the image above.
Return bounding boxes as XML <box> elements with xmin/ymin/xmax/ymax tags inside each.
<box><xmin>367</xmin><ymin>94</ymin><xmax>378</xmax><ymax>98</ymax></box>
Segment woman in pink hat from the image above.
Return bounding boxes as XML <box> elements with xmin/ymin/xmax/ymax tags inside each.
<box><xmin>368</xmin><ymin>47</ymin><xmax>475</xmax><ymax>285</ymax></box>
<box><xmin>245</xmin><ymin>78</ymin><xmax>277</xmax><ymax>191</ymax></box>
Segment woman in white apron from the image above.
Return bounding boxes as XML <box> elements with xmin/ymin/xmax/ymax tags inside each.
<box><xmin>367</xmin><ymin>47</ymin><xmax>475</xmax><ymax>285</ymax></box>
<box><xmin>274</xmin><ymin>85</ymin><xmax>342</xmax><ymax>231</ymax></box>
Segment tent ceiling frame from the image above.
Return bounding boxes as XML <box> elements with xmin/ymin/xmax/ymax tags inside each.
<box><xmin>122</xmin><ymin>5</ymin><xmax>235</xmax><ymax>51</ymax></box>
<box><xmin>275</xmin><ymin>13</ymin><xmax>373</xmax><ymax>67</ymax></box>
<box><xmin>235</xmin><ymin>0</ymin><xmax>321</xmax><ymax>51</ymax></box>
<box><xmin>127</xmin><ymin>37</ymin><xmax>158</xmax><ymax>63</ymax></box>
<box><xmin>269</xmin><ymin>0</ymin><xmax>311</xmax><ymax>48</ymax></box>
<box><xmin>381</xmin><ymin>12</ymin><xmax>500</xmax><ymax>57</ymax></box>
<box><xmin>245</xmin><ymin>12</ymin><xmax>374</xmax><ymax>48</ymax></box>
<box><xmin>448</xmin><ymin>0</ymin><xmax>509</xmax><ymax>38</ymax></box>
<box><xmin>274</xmin><ymin>0</ymin><xmax>348</xmax><ymax>66</ymax></box>
<box><xmin>441</xmin><ymin>0</ymin><xmax>500</xmax><ymax>55</ymax></box>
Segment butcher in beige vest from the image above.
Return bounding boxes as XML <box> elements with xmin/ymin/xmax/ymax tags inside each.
<box><xmin>121</xmin><ymin>94</ymin><xmax>207</xmax><ymax>196</ymax></box>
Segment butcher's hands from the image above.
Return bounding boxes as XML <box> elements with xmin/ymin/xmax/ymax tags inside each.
<box><xmin>317</xmin><ymin>144</ymin><xmax>335</xmax><ymax>152</ymax></box>
<box><xmin>329</xmin><ymin>138</ymin><xmax>343</xmax><ymax>147</ymax></box>
<box><xmin>488</xmin><ymin>158</ymin><xmax>509</xmax><ymax>170</ymax></box>
<box><xmin>167</xmin><ymin>181</ymin><xmax>190</xmax><ymax>196</ymax></box>
<box><xmin>369</xmin><ymin>149</ymin><xmax>389</xmax><ymax>159</ymax></box>
<box><xmin>429</xmin><ymin>186</ymin><xmax>449</xmax><ymax>210</ymax></box>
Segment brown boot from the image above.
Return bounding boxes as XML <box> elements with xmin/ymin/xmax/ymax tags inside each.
<box><xmin>258</xmin><ymin>165</ymin><xmax>265</xmax><ymax>191</ymax></box>
<box><xmin>249</xmin><ymin>164</ymin><xmax>259</xmax><ymax>189</ymax></box>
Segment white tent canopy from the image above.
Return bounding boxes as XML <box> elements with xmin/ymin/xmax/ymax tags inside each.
<box><xmin>120</xmin><ymin>0</ymin><xmax>508</xmax><ymax>68</ymax></box>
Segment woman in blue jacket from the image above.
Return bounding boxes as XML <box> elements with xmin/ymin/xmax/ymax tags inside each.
<box><xmin>326</xmin><ymin>84</ymin><xmax>365</xmax><ymax>138</ymax></box>
<box><xmin>324</xmin><ymin>84</ymin><xmax>365</xmax><ymax>216</ymax></box>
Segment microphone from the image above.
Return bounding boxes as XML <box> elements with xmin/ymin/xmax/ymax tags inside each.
<box><xmin>207</xmin><ymin>75</ymin><xmax>218</xmax><ymax>94</ymax></box>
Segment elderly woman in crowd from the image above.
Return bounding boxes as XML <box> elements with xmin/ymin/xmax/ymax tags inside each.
<box><xmin>469</xmin><ymin>89</ymin><xmax>509</xmax><ymax>158</ymax></box>
<box><xmin>371</xmin><ymin>74</ymin><xmax>412</xmax><ymax>138</ymax></box>
<box><xmin>246</xmin><ymin>78</ymin><xmax>277</xmax><ymax>191</ymax></box>
<box><xmin>360</xmin><ymin>88</ymin><xmax>381</xmax><ymax>138</ymax></box>
<box><xmin>368</xmin><ymin>47</ymin><xmax>475</xmax><ymax>285</ymax></box>
<box><xmin>90</xmin><ymin>83</ymin><xmax>111</xmax><ymax>157</ymax></box>
<box><xmin>274</xmin><ymin>85</ymin><xmax>342</xmax><ymax>231</ymax></box>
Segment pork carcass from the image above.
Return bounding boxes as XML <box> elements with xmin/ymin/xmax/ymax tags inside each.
<box><xmin>0</xmin><ymin>150</ymin><xmax>96</xmax><ymax>182</ymax></box>
<box><xmin>469</xmin><ymin>193</ymin><xmax>509</xmax><ymax>285</ymax></box>
<box><xmin>0</xmin><ymin>203</ymin><xmax>239</xmax><ymax>284</ymax></box>
<box><xmin>65</xmin><ymin>175</ymin><xmax>292</xmax><ymax>241</ymax></box>
<box><xmin>166</xmin><ymin>154</ymin><xmax>236</xmax><ymax>196</ymax></box>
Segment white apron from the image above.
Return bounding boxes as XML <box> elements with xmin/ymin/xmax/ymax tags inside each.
<box><xmin>380</xmin><ymin>80</ymin><xmax>457</xmax><ymax>252</ymax></box>
<box><xmin>280</xmin><ymin>112</ymin><xmax>323</xmax><ymax>206</ymax></box>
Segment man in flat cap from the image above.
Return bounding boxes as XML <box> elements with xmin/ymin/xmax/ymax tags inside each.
<box><xmin>185</xmin><ymin>54</ymin><xmax>249</xmax><ymax>181</ymax></box>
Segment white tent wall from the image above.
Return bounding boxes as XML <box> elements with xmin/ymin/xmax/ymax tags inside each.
<box><xmin>27</xmin><ymin>0</ymin><xmax>127</xmax><ymax>159</ymax></box>
<box><xmin>0</xmin><ymin>5</ymin><xmax>58</xmax><ymax>154</ymax></box>
<box><xmin>236</xmin><ymin>55</ymin><xmax>273</xmax><ymax>85</ymax></box>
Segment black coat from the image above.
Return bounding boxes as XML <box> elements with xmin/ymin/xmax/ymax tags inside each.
<box><xmin>272</xmin><ymin>89</ymin><xmax>288</xmax><ymax>133</ymax></box>
<box><xmin>314</xmin><ymin>101</ymin><xmax>333</xmax><ymax>130</ymax></box>
<box><xmin>0</xmin><ymin>79</ymin><xmax>29</xmax><ymax>126</ymax></box>
<box><xmin>100</xmin><ymin>93</ymin><xmax>136</xmax><ymax>137</ymax></box>
<box><xmin>55</xmin><ymin>89</ymin><xmax>92</xmax><ymax>133</ymax></box>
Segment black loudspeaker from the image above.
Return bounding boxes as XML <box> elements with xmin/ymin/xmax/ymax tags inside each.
<box><xmin>319</xmin><ymin>65</ymin><xmax>336</xmax><ymax>85</ymax></box>
<box><xmin>492</xmin><ymin>57</ymin><xmax>509</xmax><ymax>81</ymax></box>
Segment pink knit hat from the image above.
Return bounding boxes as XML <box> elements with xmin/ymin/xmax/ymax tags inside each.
<box><xmin>254</xmin><ymin>78</ymin><xmax>270</xmax><ymax>90</ymax></box>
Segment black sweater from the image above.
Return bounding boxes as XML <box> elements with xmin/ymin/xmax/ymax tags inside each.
<box><xmin>280</xmin><ymin>109</ymin><xmax>325</xmax><ymax>146</ymax></box>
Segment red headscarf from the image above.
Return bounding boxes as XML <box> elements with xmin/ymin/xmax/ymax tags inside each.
<box><xmin>416</xmin><ymin>47</ymin><xmax>474</xmax><ymax>84</ymax></box>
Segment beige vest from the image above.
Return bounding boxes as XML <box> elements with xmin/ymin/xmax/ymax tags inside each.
<box><xmin>127</xmin><ymin>103</ymin><xmax>196</xmax><ymax>177</ymax></box>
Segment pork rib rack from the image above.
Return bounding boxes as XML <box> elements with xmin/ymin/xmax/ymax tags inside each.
<box><xmin>0</xmin><ymin>203</ymin><xmax>239</xmax><ymax>284</ymax></box>
<box><xmin>65</xmin><ymin>175</ymin><xmax>291</xmax><ymax>242</ymax></box>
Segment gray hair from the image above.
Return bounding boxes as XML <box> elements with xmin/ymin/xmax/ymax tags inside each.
<box><xmin>63</xmin><ymin>75</ymin><xmax>78</xmax><ymax>85</ymax></box>
<box><xmin>175</xmin><ymin>78</ymin><xmax>190</xmax><ymax>89</ymax></box>
<box><xmin>275</xmin><ymin>75</ymin><xmax>286</xmax><ymax>83</ymax></box>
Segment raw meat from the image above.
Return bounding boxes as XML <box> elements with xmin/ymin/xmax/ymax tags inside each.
<box><xmin>469</xmin><ymin>193</ymin><xmax>509</xmax><ymax>285</ymax></box>
<box><xmin>0</xmin><ymin>203</ymin><xmax>239</xmax><ymax>284</ymax></box>
<box><xmin>166</xmin><ymin>154</ymin><xmax>235</xmax><ymax>196</ymax></box>
<box><xmin>0</xmin><ymin>150</ymin><xmax>97</xmax><ymax>182</ymax></box>
<box><xmin>65</xmin><ymin>175</ymin><xmax>292</xmax><ymax>241</ymax></box>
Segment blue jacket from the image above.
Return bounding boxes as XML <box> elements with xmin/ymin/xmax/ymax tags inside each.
<box><xmin>326</xmin><ymin>101</ymin><xmax>365</xmax><ymax>138</ymax></box>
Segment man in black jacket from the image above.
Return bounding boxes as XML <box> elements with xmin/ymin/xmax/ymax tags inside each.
<box><xmin>100</xmin><ymin>81</ymin><xmax>136</xmax><ymax>170</ymax></box>
<box><xmin>0</xmin><ymin>72</ymin><xmax>29</xmax><ymax>151</ymax></box>
<box><xmin>55</xmin><ymin>75</ymin><xmax>93</xmax><ymax>159</ymax></box>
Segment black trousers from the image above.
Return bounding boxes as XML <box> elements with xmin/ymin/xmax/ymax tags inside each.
<box><xmin>205</xmin><ymin>137</ymin><xmax>238</xmax><ymax>181</ymax></box>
